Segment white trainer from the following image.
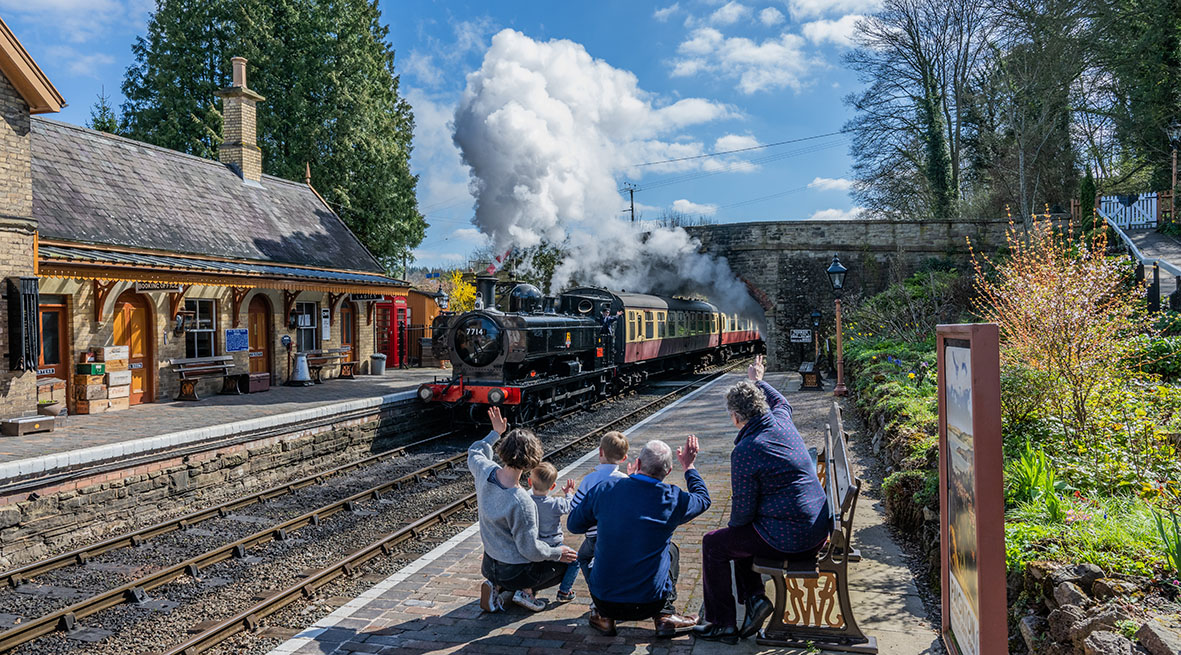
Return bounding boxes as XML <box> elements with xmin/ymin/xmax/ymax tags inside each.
<box><xmin>511</xmin><ymin>590</ymin><xmax>546</xmax><ymax>612</ymax></box>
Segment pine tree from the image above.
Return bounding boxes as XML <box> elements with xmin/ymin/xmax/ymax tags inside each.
<box><xmin>87</xmin><ymin>87</ymin><xmax>121</xmax><ymax>134</ymax></box>
<box><xmin>118</xmin><ymin>0</ymin><xmax>424</xmax><ymax>263</ymax></box>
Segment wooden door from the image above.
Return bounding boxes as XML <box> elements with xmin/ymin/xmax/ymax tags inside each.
<box><xmin>248</xmin><ymin>295</ymin><xmax>271</xmax><ymax>375</ymax></box>
<box><xmin>113</xmin><ymin>291</ymin><xmax>153</xmax><ymax>404</ymax></box>
<box><xmin>37</xmin><ymin>302</ymin><xmax>67</xmax><ymax>381</ymax></box>
<box><xmin>340</xmin><ymin>302</ymin><xmax>356</xmax><ymax>356</ymax></box>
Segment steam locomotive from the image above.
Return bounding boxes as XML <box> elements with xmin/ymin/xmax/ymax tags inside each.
<box><xmin>416</xmin><ymin>276</ymin><xmax>763</xmax><ymax>423</ymax></box>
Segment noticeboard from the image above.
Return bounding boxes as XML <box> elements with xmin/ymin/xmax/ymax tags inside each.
<box><xmin>937</xmin><ymin>324</ymin><xmax>1006</xmax><ymax>655</ymax></box>
<box><xmin>790</xmin><ymin>329</ymin><xmax>812</xmax><ymax>343</ymax></box>
<box><xmin>225</xmin><ymin>328</ymin><xmax>249</xmax><ymax>353</ymax></box>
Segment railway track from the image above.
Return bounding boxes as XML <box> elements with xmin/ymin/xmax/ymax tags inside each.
<box><xmin>0</xmin><ymin>364</ymin><xmax>737</xmax><ymax>654</ymax></box>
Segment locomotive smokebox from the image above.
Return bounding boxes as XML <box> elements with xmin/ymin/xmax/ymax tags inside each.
<box><xmin>476</xmin><ymin>275</ymin><xmax>498</xmax><ymax>311</ymax></box>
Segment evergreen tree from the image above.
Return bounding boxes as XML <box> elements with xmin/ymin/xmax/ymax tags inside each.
<box><xmin>119</xmin><ymin>0</ymin><xmax>424</xmax><ymax>263</ymax></box>
<box><xmin>87</xmin><ymin>87</ymin><xmax>121</xmax><ymax>134</ymax></box>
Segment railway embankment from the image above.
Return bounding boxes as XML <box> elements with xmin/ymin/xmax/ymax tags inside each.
<box><xmin>0</xmin><ymin>392</ymin><xmax>445</xmax><ymax>571</ymax></box>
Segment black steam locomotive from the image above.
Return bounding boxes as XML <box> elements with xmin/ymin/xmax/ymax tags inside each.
<box><xmin>417</xmin><ymin>276</ymin><xmax>762</xmax><ymax>423</ymax></box>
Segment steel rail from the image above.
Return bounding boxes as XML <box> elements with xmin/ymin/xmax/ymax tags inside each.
<box><xmin>161</xmin><ymin>365</ymin><xmax>738</xmax><ymax>655</ymax></box>
<box><xmin>0</xmin><ymin>429</ymin><xmax>464</xmax><ymax>589</ymax></box>
<box><xmin>0</xmin><ymin>366</ymin><xmax>734</xmax><ymax>653</ymax></box>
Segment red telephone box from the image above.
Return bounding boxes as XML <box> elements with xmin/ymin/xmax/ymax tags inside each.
<box><xmin>375</xmin><ymin>295</ymin><xmax>409</xmax><ymax>367</ymax></box>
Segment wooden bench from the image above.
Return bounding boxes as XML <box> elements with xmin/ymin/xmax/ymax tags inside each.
<box><xmin>169</xmin><ymin>355</ymin><xmax>236</xmax><ymax>401</ymax></box>
<box><xmin>304</xmin><ymin>348</ymin><xmax>355</xmax><ymax>383</ymax></box>
<box><xmin>753</xmin><ymin>402</ymin><xmax>877</xmax><ymax>653</ymax></box>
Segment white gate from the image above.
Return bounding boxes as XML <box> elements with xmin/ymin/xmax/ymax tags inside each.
<box><xmin>1099</xmin><ymin>192</ymin><xmax>1158</xmax><ymax>229</ymax></box>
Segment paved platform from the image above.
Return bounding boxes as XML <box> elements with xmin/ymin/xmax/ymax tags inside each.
<box><xmin>0</xmin><ymin>367</ymin><xmax>446</xmax><ymax>479</ymax></box>
<box><xmin>267</xmin><ymin>373</ymin><xmax>940</xmax><ymax>654</ymax></box>
<box><xmin>1127</xmin><ymin>227</ymin><xmax>1181</xmax><ymax>296</ymax></box>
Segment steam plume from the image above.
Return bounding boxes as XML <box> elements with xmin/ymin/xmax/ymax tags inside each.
<box><xmin>452</xmin><ymin>29</ymin><xmax>764</xmax><ymax>320</ymax></box>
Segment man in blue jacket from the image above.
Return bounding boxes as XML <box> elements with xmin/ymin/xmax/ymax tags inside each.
<box><xmin>568</xmin><ymin>436</ymin><xmax>709</xmax><ymax>638</ymax></box>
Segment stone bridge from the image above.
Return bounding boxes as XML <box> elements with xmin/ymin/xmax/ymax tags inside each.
<box><xmin>689</xmin><ymin>218</ymin><xmax>1012</xmax><ymax>370</ymax></box>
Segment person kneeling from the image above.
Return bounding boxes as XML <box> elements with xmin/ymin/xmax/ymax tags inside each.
<box><xmin>568</xmin><ymin>436</ymin><xmax>709</xmax><ymax>638</ymax></box>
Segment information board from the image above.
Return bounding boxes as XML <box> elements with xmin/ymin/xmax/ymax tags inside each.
<box><xmin>790</xmin><ymin>329</ymin><xmax>813</xmax><ymax>343</ymax></box>
<box><xmin>937</xmin><ymin>324</ymin><xmax>1006</xmax><ymax>655</ymax></box>
<box><xmin>321</xmin><ymin>308</ymin><xmax>331</xmax><ymax>340</ymax></box>
<box><xmin>225</xmin><ymin>328</ymin><xmax>249</xmax><ymax>353</ymax></box>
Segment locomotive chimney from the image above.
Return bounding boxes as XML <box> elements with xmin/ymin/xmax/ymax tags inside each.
<box><xmin>476</xmin><ymin>275</ymin><xmax>498</xmax><ymax>311</ymax></box>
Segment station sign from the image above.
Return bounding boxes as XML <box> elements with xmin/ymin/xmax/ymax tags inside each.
<box><xmin>350</xmin><ymin>293</ymin><xmax>383</xmax><ymax>302</ymax></box>
<box><xmin>790</xmin><ymin>329</ymin><xmax>812</xmax><ymax>343</ymax></box>
<box><xmin>135</xmin><ymin>282</ymin><xmax>183</xmax><ymax>293</ymax></box>
<box><xmin>225</xmin><ymin>328</ymin><xmax>249</xmax><ymax>353</ymax></box>
<box><xmin>936</xmin><ymin>324</ymin><xmax>1006</xmax><ymax>655</ymax></box>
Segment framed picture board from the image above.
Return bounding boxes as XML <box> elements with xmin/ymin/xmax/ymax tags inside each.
<box><xmin>936</xmin><ymin>323</ymin><xmax>1006</xmax><ymax>655</ymax></box>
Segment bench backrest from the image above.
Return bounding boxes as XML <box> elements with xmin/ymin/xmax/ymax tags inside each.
<box><xmin>827</xmin><ymin>402</ymin><xmax>855</xmax><ymax>514</ymax></box>
<box><xmin>169</xmin><ymin>355</ymin><xmax>234</xmax><ymax>366</ymax></box>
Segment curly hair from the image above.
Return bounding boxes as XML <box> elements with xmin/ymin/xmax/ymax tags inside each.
<box><xmin>495</xmin><ymin>428</ymin><xmax>544</xmax><ymax>471</ymax></box>
<box><xmin>726</xmin><ymin>381</ymin><xmax>770</xmax><ymax>424</ymax></box>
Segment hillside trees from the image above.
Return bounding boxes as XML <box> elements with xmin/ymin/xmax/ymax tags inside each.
<box><xmin>119</xmin><ymin>0</ymin><xmax>425</xmax><ymax>264</ymax></box>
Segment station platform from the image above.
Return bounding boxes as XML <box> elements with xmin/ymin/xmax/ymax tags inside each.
<box><xmin>0</xmin><ymin>367</ymin><xmax>446</xmax><ymax>482</ymax></box>
<box><xmin>267</xmin><ymin>373</ymin><xmax>940</xmax><ymax>655</ymax></box>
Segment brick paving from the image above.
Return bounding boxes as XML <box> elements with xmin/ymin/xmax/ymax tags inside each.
<box><xmin>267</xmin><ymin>373</ymin><xmax>939</xmax><ymax>655</ymax></box>
<box><xmin>0</xmin><ymin>367</ymin><xmax>445</xmax><ymax>464</ymax></box>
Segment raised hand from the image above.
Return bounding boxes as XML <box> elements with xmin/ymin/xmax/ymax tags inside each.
<box><xmin>488</xmin><ymin>406</ymin><xmax>508</xmax><ymax>435</ymax></box>
<box><xmin>627</xmin><ymin>458</ymin><xmax>640</xmax><ymax>475</ymax></box>
<box><xmin>748</xmin><ymin>354</ymin><xmax>765</xmax><ymax>382</ymax></box>
<box><xmin>563</xmin><ymin>478</ymin><xmax>577</xmax><ymax>495</ymax></box>
<box><xmin>677</xmin><ymin>435</ymin><xmax>699</xmax><ymax>471</ymax></box>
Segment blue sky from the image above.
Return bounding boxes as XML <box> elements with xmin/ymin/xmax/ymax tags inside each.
<box><xmin>4</xmin><ymin>0</ymin><xmax>873</xmax><ymax>268</ymax></box>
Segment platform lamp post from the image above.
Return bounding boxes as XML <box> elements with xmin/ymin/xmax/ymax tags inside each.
<box><xmin>827</xmin><ymin>255</ymin><xmax>848</xmax><ymax>396</ymax></box>
<box><xmin>1169</xmin><ymin>120</ymin><xmax>1181</xmax><ymax>221</ymax></box>
<box><xmin>810</xmin><ymin>309</ymin><xmax>822</xmax><ymax>362</ymax></box>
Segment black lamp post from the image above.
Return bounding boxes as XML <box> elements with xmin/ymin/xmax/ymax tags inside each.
<box><xmin>1169</xmin><ymin>120</ymin><xmax>1181</xmax><ymax>210</ymax></box>
<box><xmin>433</xmin><ymin>284</ymin><xmax>450</xmax><ymax>311</ymax></box>
<box><xmin>810</xmin><ymin>309</ymin><xmax>822</xmax><ymax>362</ymax></box>
<box><xmin>827</xmin><ymin>255</ymin><xmax>848</xmax><ymax>396</ymax></box>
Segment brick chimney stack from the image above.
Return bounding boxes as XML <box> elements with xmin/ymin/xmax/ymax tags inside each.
<box><xmin>215</xmin><ymin>57</ymin><xmax>265</xmax><ymax>183</ymax></box>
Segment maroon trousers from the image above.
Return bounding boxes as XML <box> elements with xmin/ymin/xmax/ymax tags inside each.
<box><xmin>701</xmin><ymin>523</ymin><xmax>822</xmax><ymax>628</ymax></box>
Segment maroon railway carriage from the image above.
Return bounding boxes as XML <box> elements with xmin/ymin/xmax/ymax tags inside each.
<box><xmin>418</xmin><ymin>280</ymin><xmax>762</xmax><ymax>424</ymax></box>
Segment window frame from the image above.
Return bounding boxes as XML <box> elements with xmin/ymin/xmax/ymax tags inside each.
<box><xmin>295</xmin><ymin>301</ymin><xmax>319</xmax><ymax>352</ymax></box>
<box><xmin>184</xmin><ymin>298</ymin><xmax>217</xmax><ymax>359</ymax></box>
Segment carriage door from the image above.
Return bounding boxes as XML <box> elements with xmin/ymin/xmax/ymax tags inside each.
<box><xmin>247</xmin><ymin>295</ymin><xmax>271</xmax><ymax>376</ymax></box>
<box><xmin>113</xmin><ymin>291</ymin><xmax>153</xmax><ymax>404</ymax></box>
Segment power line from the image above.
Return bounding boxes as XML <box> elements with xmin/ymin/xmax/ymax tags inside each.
<box><xmin>629</xmin><ymin>129</ymin><xmax>848</xmax><ymax>168</ymax></box>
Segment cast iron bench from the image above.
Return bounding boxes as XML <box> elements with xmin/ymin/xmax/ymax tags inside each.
<box><xmin>753</xmin><ymin>402</ymin><xmax>876</xmax><ymax>653</ymax></box>
<box><xmin>305</xmin><ymin>348</ymin><xmax>355</xmax><ymax>383</ymax></box>
<box><xmin>169</xmin><ymin>355</ymin><xmax>236</xmax><ymax>401</ymax></box>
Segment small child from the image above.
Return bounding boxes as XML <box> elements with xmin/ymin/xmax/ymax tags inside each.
<box><xmin>569</xmin><ymin>431</ymin><xmax>629</xmax><ymax>585</ymax></box>
<box><xmin>529</xmin><ymin>462</ymin><xmax>580</xmax><ymax>602</ymax></box>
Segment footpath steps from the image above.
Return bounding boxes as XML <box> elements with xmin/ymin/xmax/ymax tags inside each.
<box><xmin>266</xmin><ymin>373</ymin><xmax>938</xmax><ymax>655</ymax></box>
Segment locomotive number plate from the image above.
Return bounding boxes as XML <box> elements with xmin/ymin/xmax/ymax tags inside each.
<box><xmin>465</xmin><ymin>327</ymin><xmax>487</xmax><ymax>336</ymax></box>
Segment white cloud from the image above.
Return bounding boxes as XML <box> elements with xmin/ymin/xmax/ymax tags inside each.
<box><xmin>802</xmin><ymin>15</ymin><xmax>863</xmax><ymax>47</ymax></box>
<box><xmin>450</xmin><ymin>227</ymin><xmax>488</xmax><ymax>242</ymax></box>
<box><xmin>672</xmin><ymin>198</ymin><xmax>719</xmax><ymax>215</ymax></box>
<box><xmin>0</xmin><ymin>0</ymin><xmax>147</xmax><ymax>43</ymax></box>
<box><xmin>709</xmin><ymin>1</ymin><xmax>752</xmax><ymax>25</ymax></box>
<box><xmin>653</xmin><ymin>3</ymin><xmax>680</xmax><ymax>21</ymax></box>
<box><xmin>654</xmin><ymin>97</ymin><xmax>737</xmax><ymax>128</ymax></box>
<box><xmin>404</xmin><ymin>51</ymin><xmax>443</xmax><ymax>87</ymax></box>
<box><xmin>672</xmin><ymin>28</ymin><xmax>819</xmax><ymax>94</ymax></box>
<box><xmin>46</xmin><ymin>46</ymin><xmax>114</xmax><ymax>78</ymax></box>
<box><xmin>758</xmin><ymin>7</ymin><xmax>785</xmax><ymax>25</ymax></box>
<box><xmin>810</xmin><ymin>207</ymin><xmax>864</xmax><ymax>220</ymax></box>
<box><xmin>787</xmin><ymin>0</ymin><xmax>881</xmax><ymax>19</ymax></box>
<box><xmin>714</xmin><ymin>134</ymin><xmax>760</xmax><ymax>151</ymax></box>
<box><xmin>405</xmin><ymin>87</ymin><xmax>473</xmax><ymax>223</ymax></box>
<box><xmin>808</xmin><ymin>176</ymin><xmax>853</xmax><ymax>191</ymax></box>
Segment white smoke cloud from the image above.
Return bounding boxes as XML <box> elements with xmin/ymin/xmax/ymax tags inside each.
<box><xmin>452</xmin><ymin>29</ymin><xmax>764</xmax><ymax>320</ymax></box>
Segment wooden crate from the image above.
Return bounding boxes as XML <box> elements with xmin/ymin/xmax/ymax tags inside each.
<box><xmin>107</xmin><ymin>397</ymin><xmax>130</xmax><ymax>412</ymax></box>
<box><xmin>74</xmin><ymin>384</ymin><xmax>107</xmax><ymax>401</ymax></box>
<box><xmin>76</xmin><ymin>363</ymin><xmax>106</xmax><ymax>376</ymax></box>
<box><xmin>74</xmin><ymin>374</ymin><xmax>104</xmax><ymax>386</ymax></box>
<box><xmin>106</xmin><ymin>370</ymin><xmax>132</xmax><ymax>386</ymax></box>
<box><xmin>98</xmin><ymin>346</ymin><xmax>129</xmax><ymax>361</ymax></box>
<box><xmin>75</xmin><ymin>399</ymin><xmax>109</xmax><ymax>414</ymax></box>
<box><xmin>107</xmin><ymin>385</ymin><xmax>130</xmax><ymax>399</ymax></box>
<box><xmin>103</xmin><ymin>359</ymin><xmax>129</xmax><ymax>372</ymax></box>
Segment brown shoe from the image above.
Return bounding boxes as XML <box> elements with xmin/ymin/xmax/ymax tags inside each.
<box><xmin>589</xmin><ymin>608</ymin><xmax>617</xmax><ymax>636</ymax></box>
<box><xmin>654</xmin><ymin>613</ymin><xmax>699</xmax><ymax>638</ymax></box>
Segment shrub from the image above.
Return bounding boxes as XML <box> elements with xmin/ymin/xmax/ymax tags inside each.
<box><xmin>1126</xmin><ymin>334</ymin><xmax>1181</xmax><ymax>382</ymax></box>
<box><xmin>850</xmin><ymin>269</ymin><xmax>972</xmax><ymax>343</ymax></box>
<box><xmin>1155</xmin><ymin>509</ymin><xmax>1181</xmax><ymax>572</ymax></box>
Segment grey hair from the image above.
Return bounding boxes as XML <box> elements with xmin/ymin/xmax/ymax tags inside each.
<box><xmin>727</xmin><ymin>381</ymin><xmax>769</xmax><ymax>424</ymax></box>
<box><xmin>637</xmin><ymin>440</ymin><xmax>674</xmax><ymax>479</ymax></box>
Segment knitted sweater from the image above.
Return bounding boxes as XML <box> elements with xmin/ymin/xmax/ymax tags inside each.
<box><xmin>468</xmin><ymin>431</ymin><xmax>563</xmax><ymax>564</ymax></box>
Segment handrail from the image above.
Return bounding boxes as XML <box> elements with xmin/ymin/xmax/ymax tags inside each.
<box><xmin>1096</xmin><ymin>207</ymin><xmax>1181</xmax><ymax>277</ymax></box>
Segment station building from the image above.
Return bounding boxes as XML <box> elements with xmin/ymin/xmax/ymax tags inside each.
<box><xmin>0</xmin><ymin>22</ymin><xmax>411</xmax><ymax>419</ymax></box>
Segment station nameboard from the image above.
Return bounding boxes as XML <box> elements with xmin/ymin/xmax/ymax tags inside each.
<box><xmin>350</xmin><ymin>293</ymin><xmax>383</xmax><ymax>302</ymax></box>
<box><xmin>135</xmin><ymin>282</ymin><xmax>183</xmax><ymax>293</ymax></box>
<box><xmin>790</xmin><ymin>329</ymin><xmax>812</xmax><ymax>343</ymax></box>
<box><xmin>936</xmin><ymin>324</ymin><xmax>1006</xmax><ymax>655</ymax></box>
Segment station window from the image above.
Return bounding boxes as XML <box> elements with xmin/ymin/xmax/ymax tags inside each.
<box><xmin>295</xmin><ymin>301</ymin><xmax>319</xmax><ymax>351</ymax></box>
<box><xmin>184</xmin><ymin>299</ymin><xmax>217</xmax><ymax>358</ymax></box>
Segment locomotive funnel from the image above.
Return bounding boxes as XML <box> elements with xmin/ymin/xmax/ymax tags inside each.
<box><xmin>476</xmin><ymin>275</ymin><xmax>497</xmax><ymax>311</ymax></box>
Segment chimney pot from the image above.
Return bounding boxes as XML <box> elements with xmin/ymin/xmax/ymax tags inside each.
<box><xmin>231</xmin><ymin>56</ymin><xmax>248</xmax><ymax>88</ymax></box>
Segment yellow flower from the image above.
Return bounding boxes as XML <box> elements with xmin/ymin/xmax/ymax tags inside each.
<box><xmin>908</xmin><ymin>372</ymin><xmax>916</xmax><ymax>379</ymax></box>
<box><xmin>1134</xmin><ymin>408</ymin><xmax>1147</xmax><ymax>418</ymax></box>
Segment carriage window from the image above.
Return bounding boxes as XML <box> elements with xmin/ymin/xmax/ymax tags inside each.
<box><xmin>657</xmin><ymin>312</ymin><xmax>665</xmax><ymax>338</ymax></box>
<box><xmin>645</xmin><ymin>311</ymin><xmax>654</xmax><ymax>339</ymax></box>
<box><xmin>628</xmin><ymin>312</ymin><xmax>636</xmax><ymax>341</ymax></box>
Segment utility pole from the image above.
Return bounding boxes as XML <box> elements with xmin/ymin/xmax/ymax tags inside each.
<box><xmin>624</xmin><ymin>183</ymin><xmax>638</xmax><ymax>222</ymax></box>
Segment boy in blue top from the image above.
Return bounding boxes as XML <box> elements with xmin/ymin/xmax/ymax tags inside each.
<box><xmin>528</xmin><ymin>462</ymin><xmax>580</xmax><ymax>602</ymax></box>
<box><xmin>568</xmin><ymin>436</ymin><xmax>709</xmax><ymax>638</ymax></box>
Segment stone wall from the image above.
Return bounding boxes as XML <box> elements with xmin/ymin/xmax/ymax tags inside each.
<box><xmin>0</xmin><ymin>395</ymin><xmax>443</xmax><ymax>569</ymax></box>
<box><xmin>0</xmin><ymin>72</ymin><xmax>37</xmax><ymax>418</ymax></box>
<box><xmin>689</xmin><ymin>218</ymin><xmax>1012</xmax><ymax>370</ymax></box>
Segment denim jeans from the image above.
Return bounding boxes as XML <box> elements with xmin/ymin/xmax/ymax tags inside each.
<box><xmin>481</xmin><ymin>553</ymin><xmax>568</xmax><ymax>593</ymax></box>
<box><xmin>559</xmin><ymin>560</ymin><xmax>580</xmax><ymax>592</ymax></box>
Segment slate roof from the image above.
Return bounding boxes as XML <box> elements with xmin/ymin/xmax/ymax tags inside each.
<box><xmin>30</xmin><ymin>117</ymin><xmax>385</xmax><ymax>274</ymax></box>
